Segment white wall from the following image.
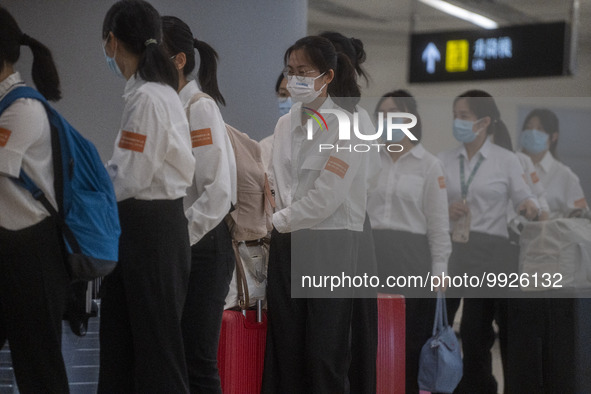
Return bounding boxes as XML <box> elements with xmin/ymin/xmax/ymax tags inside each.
<box><xmin>4</xmin><ymin>0</ymin><xmax>308</xmax><ymax>159</ymax></box>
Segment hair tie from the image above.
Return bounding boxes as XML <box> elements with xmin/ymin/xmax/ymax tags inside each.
<box><xmin>20</xmin><ymin>33</ymin><xmax>30</xmax><ymax>46</ymax></box>
<box><xmin>144</xmin><ymin>38</ymin><xmax>157</xmax><ymax>47</ymax></box>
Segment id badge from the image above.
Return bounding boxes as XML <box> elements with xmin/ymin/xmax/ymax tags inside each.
<box><xmin>452</xmin><ymin>208</ymin><xmax>471</xmax><ymax>243</ymax></box>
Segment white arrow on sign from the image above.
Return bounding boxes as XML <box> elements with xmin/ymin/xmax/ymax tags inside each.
<box><xmin>422</xmin><ymin>42</ymin><xmax>441</xmax><ymax>74</ymax></box>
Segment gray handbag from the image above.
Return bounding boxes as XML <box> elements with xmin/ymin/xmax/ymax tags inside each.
<box><xmin>418</xmin><ymin>292</ymin><xmax>463</xmax><ymax>393</ymax></box>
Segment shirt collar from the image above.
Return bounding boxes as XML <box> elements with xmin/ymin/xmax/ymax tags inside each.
<box><xmin>0</xmin><ymin>72</ymin><xmax>25</xmax><ymax>100</ymax></box>
<box><xmin>122</xmin><ymin>73</ymin><xmax>145</xmax><ymax>99</ymax></box>
<box><xmin>381</xmin><ymin>142</ymin><xmax>425</xmax><ymax>164</ymax></box>
<box><xmin>178</xmin><ymin>80</ymin><xmax>201</xmax><ymax>105</ymax></box>
<box><xmin>292</xmin><ymin>95</ymin><xmax>336</xmax><ymax>135</ymax></box>
<box><xmin>408</xmin><ymin>142</ymin><xmax>425</xmax><ymax>159</ymax></box>
<box><xmin>538</xmin><ymin>150</ymin><xmax>555</xmax><ymax>173</ymax></box>
<box><xmin>457</xmin><ymin>136</ymin><xmax>492</xmax><ymax>160</ymax></box>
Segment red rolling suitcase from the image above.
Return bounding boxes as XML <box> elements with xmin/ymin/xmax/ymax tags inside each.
<box><xmin>217</xmin><ymin>304</ymin><xmax>267</xmax><ymax>394</ymax></box>
<box><xmin>377</xmin><ymin>293</ymin><xmax>406</xmax><ymax>394</ymax></box>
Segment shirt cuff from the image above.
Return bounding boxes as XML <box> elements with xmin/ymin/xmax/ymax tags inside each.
<box><xmin>431</xmin><ymin>261</ymin><xmax>448</xmax><ymax>277</ymax></box>
<box><xmin>272</xmin><ymin>208</ymin><xmax>290</xmax><ymax>233</ymax></box>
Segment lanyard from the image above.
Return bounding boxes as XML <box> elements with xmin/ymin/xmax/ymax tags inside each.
<box><xmin>460</xmin><ymin>155</ymin><xmax>484</xmax><ymax>201</ymax></box>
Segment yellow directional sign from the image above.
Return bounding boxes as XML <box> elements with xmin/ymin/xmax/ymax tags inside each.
<box><xmin>446</xmin><ymin>40</ymin><xmax>469</xmax><ymax>72</ymax></box>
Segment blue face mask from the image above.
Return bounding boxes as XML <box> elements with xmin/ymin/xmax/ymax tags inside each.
<box><xmin>278</xmin><ymin>97</ymin><xmax>292</xmax><ymax>117</ymax></box>
<box><xmin>520</xmin><ymin>129</ymin><xmax>549</xmax><ymax>154</ymax></box>
<box><xmin>381</xmin><ymin>118</ymin><xmax>407</xmax><ymax>143</ymax></box>
<box><xmin>103</xmin><ymin>42</ymin><xmax>124</xmax><ymax>79</ymax></box>
<box><xmin>453</xmin><ymin>118</ymin><xmax>481</xmax><ymax>143</ymax></box>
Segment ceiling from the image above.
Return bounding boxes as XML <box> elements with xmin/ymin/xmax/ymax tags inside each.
<box><xmin>308</xmin><ymin>0</ymin><xmax>590</xmax><ymax>44</ymax></box>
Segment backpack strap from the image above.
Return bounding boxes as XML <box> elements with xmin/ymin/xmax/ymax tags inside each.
<box><xmin>232</xmin><ymin>240</ymin><xmax>251</xmax><ymax>311</ymax></box>
<box><xmin>264</xmin><ymin>173</ymin><xmax>276</xmax><ymax>212</ymax></box>
<box><xmin>185</xmin><ymin>92</ymin><xmax>214</xmax><ymax>118</ymax></box>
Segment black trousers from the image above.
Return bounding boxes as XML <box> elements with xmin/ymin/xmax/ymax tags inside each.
<box><xmin>98</xmin><ymin>198</ymin><xmax>191</xmax><ymax>394</ymax></box>
<box><xmin>263</xmin><ymin>229</ymin><xmax>359</xmax><ymax>394</ymax></box>
<box><xmin>182</xmin><ymin>220</ymin><xmax>234</xmax><ymax>394</ymax></box>
<box><xmin>373</xmin><ymin>229</ymin><xmax>437</xmax><ymax>394</ymax></box>
<box><xmin>349</xmin><ymin>214</ymin><xmax>378</xmax><ymax>394</ymax></box>
<box><xmin>445</xmin><ymin>232</ymin><xmax>515</xmax><ymax>394</ymax></box>
<box><xmin>0</xmin><ymin>217</ymin><xmax>70</xmax><ymax>394</ymax></box>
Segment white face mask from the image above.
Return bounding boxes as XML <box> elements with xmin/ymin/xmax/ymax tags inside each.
<box><xmin>286</xmin><ymin>72</ymin><xmax>326</xmax><ymax>104</ymax></box>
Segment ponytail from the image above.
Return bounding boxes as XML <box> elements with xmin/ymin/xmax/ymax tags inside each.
<box><xmin>161</xmin><ymin>16</ymin><xmax>225</xmax><ymax>105</ymax></box>
<box><xmin>103</xmin><ymin>0</ymin><xmax>178</xmax><ymax>90</ymax></box>
<box><xmin>137</xmin><ymin>40</ymin><xmax>178</xmax><ymax>90</ymax></box>
<box><xmin>0</xmin><ymin>7</ymin><xmax>61</xmax><ymax>101</ymax></box>
<box><xmin>20</xmin><ymin>35</ymin><xmax>62</xmax><ymax>101</ymax></box>
<box><xmin>329</xmin><ymin>53</ymin><xmax>360</xmax><ymax>113</ymax></box>
<box><xmin>194</xmin><ymin>38</ymin><xmax>225</xmax><ymax>106</ymax></box>
<box><xmin>490</xmin><ymin>119</ymin><xmax>513</xmax><ymax>151</ymax></box>
<box><xmin>319</xmin><ymin>31</ymin><xmax>370</xmax><ymax>85</ymax></box>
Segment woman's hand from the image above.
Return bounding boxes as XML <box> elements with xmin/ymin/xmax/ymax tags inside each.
<box><xmin>449</xmin><ymin>200</ymin><xmax>469</xmax><ymax>221</ymax></box>
<box><xmin>432</xmin><ymin>274</ymin><xmax>448</xmax><ymax>292</ymax></box>
<box><xmin>518</xmin><ymin>199</ymin><xmax>540</xmax><ymax>221</ymax></box>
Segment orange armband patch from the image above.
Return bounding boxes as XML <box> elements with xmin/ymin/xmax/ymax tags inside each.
<box><xmin>530</xmin><ymin>172</ymin><xmax>540</xmax><ymax>184</ymax></box>
<box><xmin>0</xmin><ymin>128</ymin><xmax>12</xmax><ymax>147</ymax></box>
<box><xmin>574</xmin><ymin>198</ymin><xmax>588</xmax><ymax>209</ymax></box>
<box><xmin>438</xmin><ymin>176</ymin><xmax>446</xmax><ymax>189</ymax></box>
<box><xmin>119</xmin><ymin>130</ymin><xmax>146</xmax><ymax>153</ymax></box>
<box><xmin>324</xmin><ymin>156</ymin><xmax>349</xmax><ymax>179</ymax></box>
<box><xmin>191</xmin><ymin>128</ymin><xmax>213</xmax><ymax>148</ymax></box>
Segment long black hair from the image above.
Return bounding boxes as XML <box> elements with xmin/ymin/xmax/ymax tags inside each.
<box><xmin>284</xmin><ymin>36</ymin><xmax>360</xmax><ymax>112</ymax></box>
<box><xmin>522</xmin><ymin>108</ymin><xmax>559</xmax><ymax>158</ymax></box>
<box><xmin>162</xmin><ymin>15</ymin><xmax>225</xmax><ymax>106</ymax></box>
<box><xmin>319</xmin><ymin>31</ymin><xmax>369</xmax><ymax>85</ymax></box>
<box><xmin>375</xmin><ymin>89</ymin><xmax>422</xmax><ymax>143</ymax></box>
<box><xmin>0</xmin><ymin>6</ymin><xmax>61</xmax><ymax>101</ymax></box>
<box><xmin>454</xmin><ymin>90</ymin><xmax>512</xmax><ymax>151</ymax></box>
<box><xmin>102</xmin><ymin>0</ymin><xmax>177</xmax><ymax>90</ymax></box>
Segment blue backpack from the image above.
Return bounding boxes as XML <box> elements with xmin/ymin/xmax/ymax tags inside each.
<box><xmin>0</xmin><ymin>86</ymin><xmax>120</xmax><ymax>281</ymax></box>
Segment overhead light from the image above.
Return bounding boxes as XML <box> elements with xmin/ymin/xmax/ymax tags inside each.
<box><xmin>418</xmin><ymin>0</ymin><xmax>499</xmax><ymax>29</ymax></box>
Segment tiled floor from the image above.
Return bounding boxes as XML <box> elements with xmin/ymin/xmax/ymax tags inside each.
<box><xmin>0</xmin><ymin>317</ymin><xmax>100</xmax><ymax>394</ymax></box>
<box><xmin>1</xmin><ymin>304</ymin><xmax>504</xmax><ymax>394</ymax></box>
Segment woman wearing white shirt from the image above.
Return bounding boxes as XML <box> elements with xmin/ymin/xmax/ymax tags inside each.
<box><xmin>263</xmin><ymin>36</ymin><xmax>370</xmax><ymax>393</ymax></box>
<box><xmin>162</xmin><ymin>15</ymin><xmax>237</xmax><ymax>393</ymax></box>
<box><xmin>99</xmin><ymin>2</ymin><xmax>195</xmax><ymax>392</ymax></box>
<box><xmin>519</xmin><ymin>108</ymin><xmax>588</xmax><ymax>217</ymax></box>
<box><xmin>368</xmin><ymin>90</ymin><xmax>451</xmax><ymax>394</ymax></box>
<box><xmin>438</xmin><ymin>90</ymin><xmax>538</xmax><ymax>394</ymax></box>
<box><xmin>0</xmin><ymin>8</ymin><xmax>70</xmax><ymax>392</ymax></box>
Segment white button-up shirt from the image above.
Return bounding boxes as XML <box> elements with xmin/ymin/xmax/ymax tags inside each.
<box><xmin>368</xmin><ymin>144</ymin><xmax>451</xmax><ymax>275</ymax></box>
<box><xmin>180</xmin><ymin>80</ymin><xmax>237</xmax><ymax>245</ymax></box>
<box><xmin>270</xmin><ymin>97</ymin><xmax>369</xmax><ymax>233</ymax></box>
<box><xmin>0</xmin><ymin>72</ymin><xmax>57</xmax><ymax>230</ymax></box>
<box><xmin>438</xmin><ymin>138</ymin><xmax>535</xmax><ymax>239</ymax></box>
<box><xmin>106</xmin><ymin>75</ymin><xmax>195</xmax><ymax>202</ymax></box>
<box><xmin>515</xmin><ymin>151</ymin><xmax>549</xmax><ymax>213</ymax></box>
<box><xmin>535</xmin><ymin>151</ymin><xmax>587</xmax><ymax>217</ymax></box>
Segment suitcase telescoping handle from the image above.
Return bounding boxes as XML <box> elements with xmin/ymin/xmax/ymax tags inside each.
<box><xmin>256</xmin><ymin>299</ymin><xmax>263</xmax><ymax>323</ymax></box>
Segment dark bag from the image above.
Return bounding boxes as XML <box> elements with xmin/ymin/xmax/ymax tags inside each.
<box><xmin>418</xmin><ymin>292</ymin><xmax>463</xmax><ymax>393</ymax></box>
